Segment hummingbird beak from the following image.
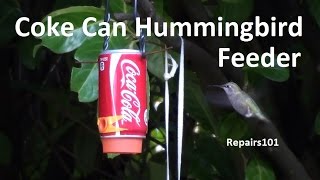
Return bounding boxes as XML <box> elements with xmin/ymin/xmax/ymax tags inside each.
<box><xmin>208</xmin><ymin>85</ymin><xmax>224</xmax><ymax>88</ymax></box>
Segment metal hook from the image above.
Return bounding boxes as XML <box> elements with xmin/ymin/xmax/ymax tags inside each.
<box><xmin>103</xmin><ymin>0</ymin><xmax>111</xmax><ymax>51</ymax></box>
<box><xmin>134</xmin><ymin>0</ymin><xmax>146</xmax><ymax>56</ymax></box>
<box><xmin>103</xmin><ymin>0</ymin><xmax>146</xmax><ymax>54</ymax></box>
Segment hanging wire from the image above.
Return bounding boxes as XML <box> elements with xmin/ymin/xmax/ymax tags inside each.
<box><xmin>177</xmin><ymin>37</ymin><xmax>185</xmax><ymax>180</ymax></box>
<box><xmin>134</xmin><ymin>0</ymin><xmax>146</xmax><ymax>56</ymax></box>
<box><xmin>103</xmin><ymin>0</ymin><xmax>145</xmax><ymax>53</ymax></box>
<box><xmin>103</xmin><ymin>0</ymin><xmax>111</xmax><ymax>51</ymax></box>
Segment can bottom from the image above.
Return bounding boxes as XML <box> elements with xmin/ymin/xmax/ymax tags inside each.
<box><xmin>101</xmin><ymin>138</ymin><xmax>143</xmax><ymax>154</ymax></box>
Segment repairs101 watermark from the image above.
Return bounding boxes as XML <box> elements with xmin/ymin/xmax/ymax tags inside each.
<box><xmin>227</xmin><ymin>138</ymin><xmax>279</xmax><ymax>148</ymax></box>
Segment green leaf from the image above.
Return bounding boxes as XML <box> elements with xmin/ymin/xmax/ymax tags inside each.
<box><xmin>42</xmin><ymin>6</ymin><xmax>103</xmax><ymax>26</ymax></box>
<box><xmin>153</xmin><ymin>0</ymin><xmax>172</xmax><ymax>22</ymax></box>
<box><xmin>151</xmin><ymin>128</ymin><xmax>165</xmax><ymax>143</ymax></box>
<box><xmin>149</xmin><ymin>128</ymin><xmax>165</xmax><ymax>152</ymax></box>
<box><xmin>216</xmin><ymin>0</ymin><xmax>254</xmax><ymax>22</ymax></box>
<box><xmin>53</xmin><ymin>0</ymin><xmax>100</xmax><ymax>10</ymax></box>
<box><xmin>40</xmin><ymin>6</ymin><xmax>137</xmax><ymax>102</ymax></box>
<box><xmin>107</xmin><ymin>153</ymin><xmax>120</xmax><ymax>159</ymax></box>
<box><xmin>72</xmin><ymin>33</ymin><xmax>135</xmax><ymax>102</ymax></box>
<box><xmin>218</xmin><ymin>113</ymin><xmax>250</xmax><ymax>142</ymax></box>
<box><xmin>153</xmin><ymin>0</ymin><xmax>164</xmax><ymax>17</ymax></box>
<box><xmin>244</xmin><ymin>59</ymin><xmax>290</xmax><ymax>82</ymax></box>
<box><xmin>74</xmin><ymin>35</ymin><xmax>103</xmax><ymax>62</ymax></box>
<box><xmin>146</xmin><ymin>40</ymin><xmax>165</xmax><ymax>80</ymax></box>
<box><xmin>307</xmin><ymin>0</ymin><xmax>320</xmax><ymax>28</ymax></box>
<box><xmin>70</xmin><ymin>64</ymin><xmax>98</xmax><ymax>102</ymax></box>
<box><xmin>188</xmin><ymin>152</ymin><xmax>218</xmax><ymax>179</ymax></box>
<box><xmin>149</xmin><ymin>162</ymin><xmax>166</xmax><ymax>180</ymax></box>
<box><xmin>110</xmin><ymin>0</ymin><xmax>132</xmax><ymax>13</ymax></box>
<box><xmin>18</xmin><ymin>37</ymin><xmax>40</xmax><ymax>69</ymax></box>
<box><xmin>245</xmin><ymin>157</ymin><xmax>276</xmax><ymax>180</ymax></box>
<box><xmin>0</xmin><ymin>133</ymin><xmax>12</xmax><ymax>165</ymax></box>
<box><xmin>40</xmin><ymin>6</ymin><xmax>104</xmax><ymax>53</ymax></box>
<box><xmin>74</xmin><ymin>126</ymin><xmax>100</xmax><ymax>176</ymax></box>
<box><xmin>74</xmin><ymin>32</ymin><xmax>135</xmax><ymax>62</ymax></box>
<box><xmin>33</xmin><ymin>44</ymin><xmax>42</xmax><ymax>58</ymax></box>
<box><xmin>185</xmin><ymin>71</ymin><xmax>216</xmax><ymax>131</ymax></box>
<box><xmin>191</xmin><ymin>134</ymin><xmax>242</xmax><ymax>179</ymax></box>
<box><xmin>0</xmin><ymin>0</ymin><xmax>22</xmax><ymax>46</ymax></box>
<box><xmin>314</xmin><ymin>112</ymin><xmax>320</xmax><ymax>135</ymax></box>
<box><xmin>251</xmin><ymin>66</ymin><xmax>289</xmax><ymax>82</ymax></box>
<box><xmin>35</xmin><ymin>89</ymin><xmax>70</xmax><ymax>127</ymax></box>
<box><xmin>41</xmin><ymin>27</ymin><xmax>94</xmax><ymax>54</ymax></box>
<box><xmin>23</xmin><ymin>126</ymin><xmax>50</xmax><ymax>179</ymax></box>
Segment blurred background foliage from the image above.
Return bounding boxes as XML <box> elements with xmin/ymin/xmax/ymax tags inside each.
<box><xmin>1</xmin><ymin>0</ymin><xmax>320</xmax><ymax>179</ymax></box>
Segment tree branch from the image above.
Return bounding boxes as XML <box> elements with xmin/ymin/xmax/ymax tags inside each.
<box><xmin>181</xmin><ymin>0</ymin><xmax>244</xmax><ymax>85</ymax></box>
<box><xmin>113</xmin><ymin>13</ymin><xmax>133</xmax><ymax>21</ymax></box>
<box><xmin>137</xmin><ymin>0</ymin><xmax>227</xmax><ymax>85</ymax></box>
<box><xmin>248</xmin><ymin>117</ymin><xmax>311</xmax><ymax>179</ymax></box>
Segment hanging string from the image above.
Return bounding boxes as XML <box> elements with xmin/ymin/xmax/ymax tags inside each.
<box><xmin>177</xmin><ymin>37</ymin><xmax>185</xmax><ymax>180</ymax></box>
<box><xmin>133</xmin><ymin>0</ymin><xmax>146</xmax><ymax>55</ymax></box>
<box><xmin>164</xmin><ymin>48</ymin><xmax>178</xmax><ymax>180</ymax></box>
<box><xmin>103</xmin><ymin>0</ymin><xmax>111</xmax><ymax>51</ymax></box>
<box><xmin>164</xmin><ymin>50</ymin><xmax>170</xmax><ymax>180</ymax></box>
<box><xmin>103</xmin><ymin>0</ymin><xmax>145</xmax><ymax>53</ymax></box>
<box><xmin>163</xmin><ymin>37</ymin><xmax>185</xmax><ymax>180</ymax></box>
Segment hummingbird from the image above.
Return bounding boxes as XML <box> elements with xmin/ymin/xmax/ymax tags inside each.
<box><xmin>210</xmin><ymin>82</ymin><xmax>269</xmax><ymax>121</ymax></box>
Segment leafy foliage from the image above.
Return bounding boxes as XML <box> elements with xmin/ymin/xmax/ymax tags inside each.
<box><xmin>0</xmin><ymin>133</ymin><xmax>12</xmax><ymax>165</ymax></box>
<box><xmin>217</xmin><ymin>113</ymin><xmax>250</xmax><ymax>142</ymax></box>
<box><xmin>245</xmin><ymin>157</ymin><xmax>276</xmax><ymax>180</ymax></box>
<box><xmin>2</xmin><ymin>0</ymin><xmax>320</xmax><ymax>179</ymax></box>
<box><xmin>40</xmin><ymin>6</ymin><xmax>104</xmax><ymax>54</ymax></box>
<box><xmin>244</xmin><ymin>64</ymin><xmax>290</xmax><ymax>82</ymax></box>
<box><xmin>0</xmin><ymin>0</ymin><xmax>22</xmax><ymax>46</ymax></box>
<box><xmin>216</xmin><ymin>0</ymin><xmax>254</xmax><ymax>22</ymax></box>
<box><xmin>315</xmin><ymin>112</ymin><xmax>320</xmax><ymax>135</ymax></box>
<box><xmin>307</xmin><ymin>0</ymin><xmax>320</xmax><ymax>28</ymax></box>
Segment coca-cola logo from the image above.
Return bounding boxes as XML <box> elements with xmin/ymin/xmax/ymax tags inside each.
<box><xmin>120</xmin><ymin>59</ymin><xmax>141</xmax><ymax>126</ymax></box>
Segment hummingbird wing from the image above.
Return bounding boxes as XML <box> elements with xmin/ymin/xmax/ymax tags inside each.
<box><xmin>205</xmin><ymin>88</ymin><xmax>232</xmax><ymax>108</ymax></box>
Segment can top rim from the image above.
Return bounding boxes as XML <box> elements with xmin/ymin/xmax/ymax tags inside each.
<box><xmin>103</xmin><ymin>49</ymin><xmax>141</xmax><ymax>53</ymax></box>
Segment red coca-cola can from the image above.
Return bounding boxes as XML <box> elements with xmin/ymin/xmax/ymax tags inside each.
<box><xmin>97</xmin><ymin>49</ymin><xmax>148</xmax><ymax>154</ymax></box>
